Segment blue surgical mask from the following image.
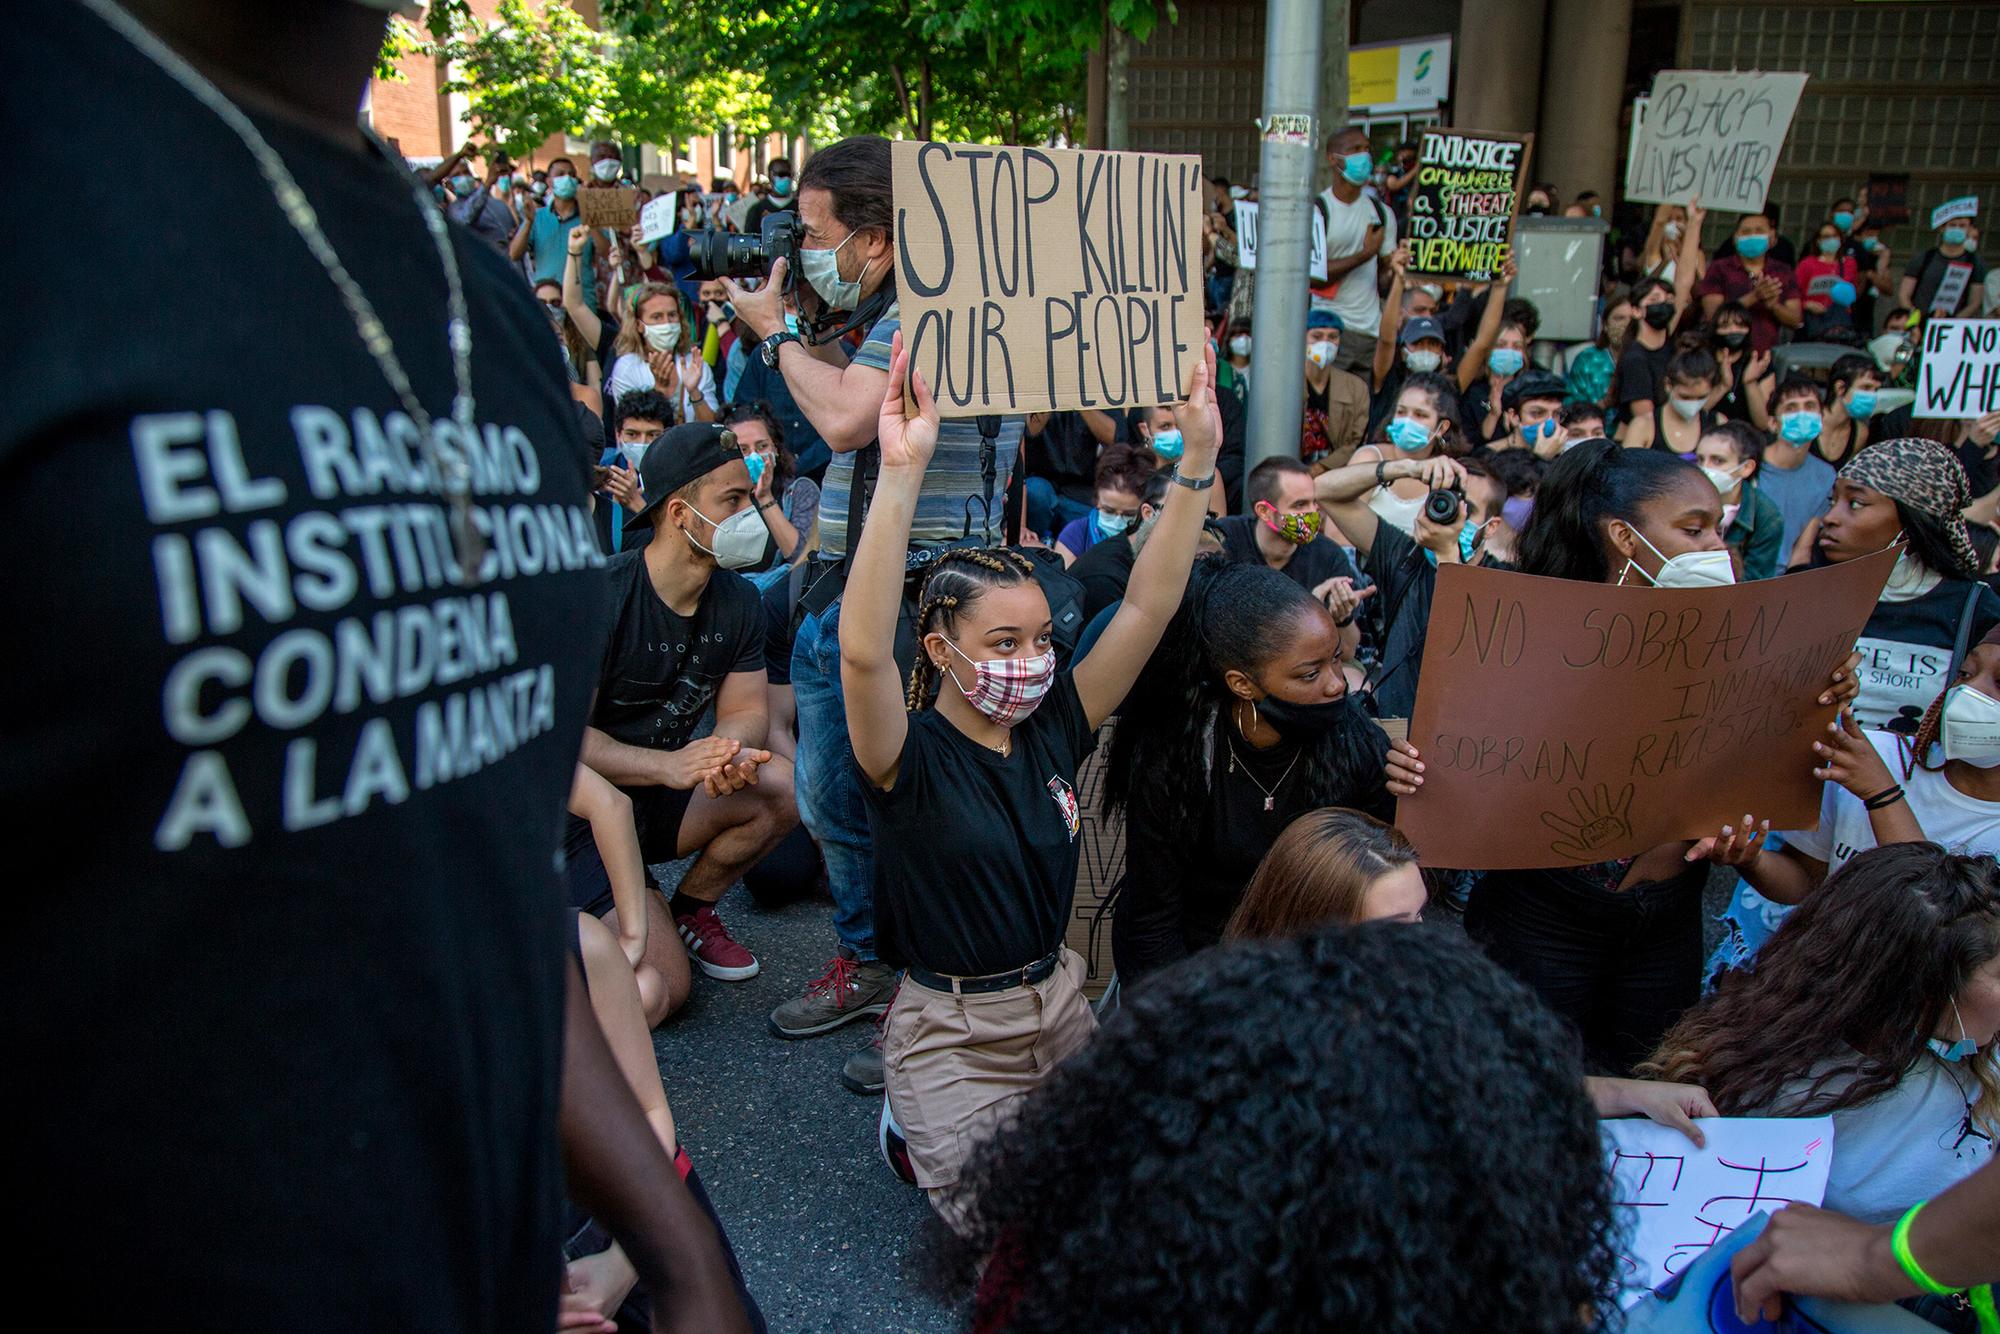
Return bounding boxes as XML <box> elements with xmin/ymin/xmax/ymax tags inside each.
<box><xmin>1341</xmin><ymin>151</ymin><xmax>1373</xmax><ymax>186</ymax></box>
<box><xmin>1420</xmin><ymin>521</ymin><xmax>1482</xmax><ymax>568</ymax></box>
<box><xmin>551</xmin><ymin>175</ymin><xmax>579</xmax><ymax>200</ymax></box>
<box><xmin>1734</xmin><ymin>234</ymin><xmax>1770</xmax><ymax>260</ymax></box>
<box><xmin>1779</xmin><ymin>411</ymin><xmax>1822</xmax><ymax>443</ymax></box>
<box><xmin>1861</xmin><ymin>236</ymin><xmax>1880</xmax><ymax>252</ymax></box>
<box><xmin>799</xmin><ymin>229</ymin><xmax>869</xmax><ymax>311</ymax></box>
<box><xmin>1095</xmin><ymin>508</ymin><xmax>1132</xmax><ymax>537</ymax></box>
<box><xmin>1818</xmin><ymin>236</ymin><xmax>1840</xmax><ymax>255</ymax></box>
<box><xmin>1489</xmin><ymin>348</ymin><xmax>1525</xmax><ymax>377</ymax></box>
<box><xmin>1847</xmin><ymin>389</ymin><xmax>1878</xmax><ymax>419</ymax></box>
<box><xmin>1833</xmin><ymin>210</ymin><xmax>1855</xmax><ymax>231</ymax></box>
<box><xmin>1386</xmin><ymin>417</ymin><xmax>1432</xmax><ymax>451</ymax></box>
<box><xmin>1502</xmin><ymin>495</ymin><xmax>1534</xmax><ymax>531</ymax></box>
<box><xmin>771</xmin><ymin>176</ymin><xmax>794</xmax><ymax>198</ymax></box>
<box><xmin>1928</xmin><ymin>998</ymin><xmax>1977</xmax><ymax>1063</ymax></box>
<box><xmin>1944</xmin><ymin>226</ymin><xmax>1970</xmax><ymax>247</ymax></box>
<box><xmin>450</xmin><ymin>174</ymin><xmax>476</xmax><ymax>196</ymax></box>
<box><xmin>1149</xmin><ymin>428</ymin><xmax>1184</xmax><ymax>462</ymax></box>
<box><xmin>1520</xmin><ymin>418</ymin><xmax>1557</xmax><ymax>443</ymax></box>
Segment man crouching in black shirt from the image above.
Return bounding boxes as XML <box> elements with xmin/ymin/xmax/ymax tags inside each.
<box><xmin>568</xmin><ymin>423</ymin><xmax>798</xmax><ymax>989</ymax></box>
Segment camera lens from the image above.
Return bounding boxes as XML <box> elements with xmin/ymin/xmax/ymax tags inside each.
<box><xmin>689</xmin><ymin>228</ymin><xmax>769</xmax><ymax>280</ymax></box>
<box><xmin>1423</xmin><ymin>488</ymin><xmax>1461</xmax><ymax>525</ymax></box>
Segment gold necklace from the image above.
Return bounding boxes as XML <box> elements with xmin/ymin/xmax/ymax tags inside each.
<box><xmin>1227</xmin><ymin>703</ymin><xmax>1300</xmax><ymax>812</ymax></box>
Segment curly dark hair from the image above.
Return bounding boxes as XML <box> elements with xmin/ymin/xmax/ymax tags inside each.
<box><xmin>954</xmin><ymin>925</ymin><xmax>1621</xmax><ymax>1332</ymax></box>
<box><xmin>1104</xmin><ymin>556</ymin><xmax>1389</xmax><ymax>839</ymax></box>
<box><xmin>1642</xmin><ymin>843</ymin><xmax>2000</xmax><ymax>1130</ymax></box>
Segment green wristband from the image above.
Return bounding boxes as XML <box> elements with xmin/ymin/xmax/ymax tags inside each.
<box><xmin>1892</xmin><ymin>1203</ymin><xmax>1957</xmax><ymax>1297</ymax></box>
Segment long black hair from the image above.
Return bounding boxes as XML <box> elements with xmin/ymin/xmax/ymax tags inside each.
<box><xmin>1105</xmin><ymin>557</ymin><xmax>1389</xmax><ymax>835</ymax></box>
<box><xmin>1517</xmin><ymin>439</ymin><xmax>1705</xmax><ymax>583</ymax></box>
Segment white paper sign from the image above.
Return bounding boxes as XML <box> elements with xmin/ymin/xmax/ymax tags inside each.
<box><xmin>1930</xmin><ymin>262</ymin><xmax>1975</xmax><ymax>317</ymax></box>
<box><xmin>1931</xmin><ymin>195</ymin><xmax>1980</xmax><ymax>231</ymax></box>
<box><xmin>1625</xmin><ymin>70</ymin><xmax>1808</xmax><ymax>214</ymax></box>
<box><xmin>1603</xmin><ymin>1116</ymin><xmax>1833</xmax><ymax>1308</ymax></box>
<box><xmin>1232</xmin><ymin>200</ymin><xmax>1326</xmax><ymax>277</ymax></box>
<box><xmin>1916</xmin><ymin>318</ymin><xmax>2000</xmax><ymax>419</ymax></box>
<box><xmin>639</xmin><ymin>194</ymin><xmax>677</xmax><ymax>244</ymax></box>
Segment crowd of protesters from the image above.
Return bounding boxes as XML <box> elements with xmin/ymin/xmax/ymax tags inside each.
<box><xmin>17</xmin><ymin>2</ymin><xmax>2000</xmax><ymax>1329</ymax></box>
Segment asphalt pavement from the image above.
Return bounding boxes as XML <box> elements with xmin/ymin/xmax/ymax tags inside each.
<box><xmin>649</xmin><ymin>866</ymin><xmax>963</xmax><ymax>1334</ymax></box>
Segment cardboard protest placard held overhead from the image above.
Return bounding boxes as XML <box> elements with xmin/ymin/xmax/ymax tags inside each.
<box><xmin>1916</xmin><ymin>319</ymin><xmax>2000</xmax><ymax>420</ymax></box>
<box><xmin>1404</xmin><ymin>129</ymin><xmax>1531</xmax><ymax>284</ymax></box>
<box><xmin>1625</xmin><ymin>70</ymin><xmax>1808</xmax><ymax>214</ymax></box>
<box><xmin>893</xmin><ymin>141</ymin><xmax>1205</xmax><ymax>417</ymax></box>
<box><xmin>1397</xmin><ymin>550</ymin><xmax>1895</xmax><ymax>871</ymax></box>
<box><xmin>577</xmin><ymin>186</ymin><xmax>639</xmax><ymax>231</ymax></box>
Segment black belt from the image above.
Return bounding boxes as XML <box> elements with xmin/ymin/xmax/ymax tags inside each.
<box><xmin>904</xmin><ymin>947</ymin><xmax>1062</xmax><ymax>996</ymax></box>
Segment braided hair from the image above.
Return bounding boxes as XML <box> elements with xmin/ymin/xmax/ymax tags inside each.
<box><xmin>905</xmin><ymin>546</ymin><xmax>1041</xmax><ymax>713</ymax></box>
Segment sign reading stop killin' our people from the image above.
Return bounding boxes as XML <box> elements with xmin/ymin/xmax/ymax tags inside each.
<box><xmin>892</xmin><ymin>141</ymin><xmax>1205</xmax><ymax>417</ymax></box>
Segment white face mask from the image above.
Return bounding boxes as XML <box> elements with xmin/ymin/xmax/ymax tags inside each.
<box><xmin>1701</xmin><ymin>462</ymin><xmax>1742</xmax><ymax>495</ymax></box>
<box><xmin>1942</xmin><ymin>683</ymin><xmax>2000</xmax><ymax>767</ymax></box>
<box><xmin>1229</xmin><ymin>334</ymin><xmax>1252</xmax><ymax>357</ymax></box>
<box><xmin>1307</xmin><ymin>342</ymin><xmax>1337</xmax><ymax>369</ymax></box>
<box><xmin>591</xmin><ymin>158</ymin><xmax>623</xmax><ymax>182</ymax></box>
<box><xmin>1403</xmin><ymin>348</ymin><xmax>1443</xmax><ymax>374</ymax></box>
<box><xmin>1669</xmin><ymin>396</ymin><xmax>1706</xmax><ymax>420</ymax></box>
<box><xmin>680</xmin><ymin>501</ymin><xmax>771</xmax><ymax>570</ymax></box>
<box><xmin>1664</xmin><ymin>221</ymin><xmax>1684</xmax><ymax>243</ymax></box>
<box><xmin>1622</xmin><ymin>527</ymin><xmax>1736</xmax><ymax>589</ymax></box>
<box><xmin>643</xmin><ymin>322</ymin><xmax>682</xmax><ymax>351</ymax></box>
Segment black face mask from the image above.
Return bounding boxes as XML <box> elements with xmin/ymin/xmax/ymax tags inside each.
<box><xmin>1715</xmin><ymin>330</ymin><xmax>1749</xmax><ymax>350</ymax></box>
<box><xmin>1643</xmin><ymin>302</ymin><xmax>1676</xmax><ymax>331</ymax></box>
<box><xmin>1254</xmin><ymin>692</ymin><xmax>1356</xmax><ymax>739</ymax></box>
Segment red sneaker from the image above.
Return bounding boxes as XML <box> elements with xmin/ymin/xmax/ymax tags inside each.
<box><xmin>674</xmin><ymin>904</ymin><xmax>760</xmax><ymax>981</ymax></box>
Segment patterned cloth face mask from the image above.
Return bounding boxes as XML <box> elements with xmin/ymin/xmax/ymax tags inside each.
<box><xmin>939</xmin><ymin>638</ymin><xmax>1055</xmax><ymax>727</ymax></box>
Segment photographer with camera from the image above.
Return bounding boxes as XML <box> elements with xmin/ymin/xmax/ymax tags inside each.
<box><xmin>710</xmin><ymin>136</ymin><xmax>1027</xmax><ymax>1093</ymax></box>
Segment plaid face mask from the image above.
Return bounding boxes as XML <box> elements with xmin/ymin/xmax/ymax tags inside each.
<box><xmin>940</xmin><ymin>638</ymin><xmax>1056</xmax><ymax>727</ymax></box>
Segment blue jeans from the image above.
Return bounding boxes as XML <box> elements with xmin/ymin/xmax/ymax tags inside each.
<box><xmin>790</xmin><ymin>603</ymin><xmax>877</xmax><ymax>961</ymax></box>
<box><xmin>1021</xmin><ymin>477</ymin><xmax>1091</xmax><ymax>540</ymax></box>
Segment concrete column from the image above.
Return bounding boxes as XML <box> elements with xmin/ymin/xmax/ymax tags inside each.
<box><xmin>1319</xmin><ymin>0</ymin><xmax>1351</xmax><ymax>139</ymax></box>
<box><xmin>1453</xmin><ymin>0</ymin><xmax>1545</xmax><ymax>135</ymax></box>
<box><xmin>1537</xmin><ymin>0</ymin><xmax>1632</xmax><ymax>201</ymax></box>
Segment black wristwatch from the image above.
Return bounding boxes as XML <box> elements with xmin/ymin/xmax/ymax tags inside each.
<box><xmin>1170</xmin><ymin>468</ymin><xmax>1215</xmax><ymax>491</ymax></box>
<box><xmin>758</xmin><ymin>329</ymin><xmax>801</xmax><ymax>367</ymax></box>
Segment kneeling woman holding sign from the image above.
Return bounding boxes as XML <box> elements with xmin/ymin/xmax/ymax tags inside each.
<box><xmin>1387</xmin><ymin>441</ymin><xmax>1859</xmax><ymax>1073</ymax></box>
<box><xmin>842</xmin><ymin>333</ymin><xmax>1222</xmax><ymax>1224</ymax></box>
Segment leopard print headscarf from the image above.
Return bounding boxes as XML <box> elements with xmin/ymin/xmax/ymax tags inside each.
<box><xmin>1837</xmin><ymin>437</ymin><xmax>1980</xmax><ymax>576</ymax></box>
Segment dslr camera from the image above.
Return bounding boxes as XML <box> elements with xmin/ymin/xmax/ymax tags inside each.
<box><xmin>688</xmin><ymin>212</ymin><xmax>800</xmax><ymax>296</ymax></box>
<box><xmin>1423</xmin><ymin>482</ymin><xmax>1465</xmax><ymax>526</ymax></box>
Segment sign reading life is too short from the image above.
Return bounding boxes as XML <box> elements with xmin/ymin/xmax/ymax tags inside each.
<box><xmin>893</xmin><ymin>142</ymin><xmax>1205</xmax><ymax>417</ymax></box>
<box><xmin>1398</xmin><ymin>551</ymin><xmax>1895</xmax><ymax>870</ymax></box>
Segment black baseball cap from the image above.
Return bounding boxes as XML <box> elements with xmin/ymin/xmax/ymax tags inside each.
<box><xmin>626</xmin><ymin>422</ymin><xmax>747</xmax><ymax>532</ymax></box>
<box><xmin>1399</xmin><ymin>316</ymin><xmax>1446</xmax><ymax>347</ymax></box>
<box><xmin>1501</xmin><ymin>369</ymin><xmax>1569</xmax><ymax>412</ymax></box>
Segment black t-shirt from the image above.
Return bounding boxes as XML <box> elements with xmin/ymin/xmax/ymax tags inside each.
<box><xmin>1069</xmin><ymin>530</ymin><xmax>1138</xmax><ymax>622</ymax></box>
<box><xmin>1460</xmin><ymin>378</ymin><xmax>1498</xmax><ymax>444</ymax></box>
<box><xmin>1215</xmin><ymin>515</ymin><xmax>1358</xmax><ymax>594</ymax></box>
<box><xmin>744</xmin><ymin>195</ymin><xmax>798</xmax><ymax>236</ymax></box>
<box><xmin>7</xmin><ymin>7</ymin><xmax>605</xmax><ymax>1324</ymax></box>
<box><xmin>1852</xmin><ymin>579</ymin><xmax>2000</xmax><ymax>733</ymax></box>
<box><xmin>1362</xmin><ymin>522</ymin><xmax>1438</xmax><ymax>719</ymax></box>
<box><xmin>1024</xmin><ymin>411</ymin><xmax>1102</xmax><ymax>505</ymax></box>
<box><xmin>1958</xmin><ymin>442</ymin><xmax>2000</xmax><ymax>501</ymax></box>
<box><xmin>590</xmin><ymin>549</ymin><xmax>764</xmax><ymax>751</ymax></box>
<box><xmin>1616</xmin><ymin>340</ymin><xmax>1672</xmax><ymax>414</ymax></box>
<box><xmin>861</xmin><ymin>674</ymin><xmax>1098</xmax><ymax>976</ymax></box>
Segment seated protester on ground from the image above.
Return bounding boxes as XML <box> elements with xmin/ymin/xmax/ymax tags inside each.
<box><xmin>1343</xmin><ymin>371</ymin><xmax>1464</xmax><ymax>537</ymax></box>
<box><xmin>1560</xmin><ymin>287</ymin><xmax>1629</xmax><ymax>410</ymax></box>
<box><xmin>1300</xmin><ymin>310</ymin><xmax>1369</xmax><ymax>470</ymax></box>
<box><xmin>1707</xmin><ymin>301</ymin><xmax>1765</xmax><ymax>426</ymax></box>
<box><xmin>845</xmin><ymin>339</ymin><xmax>1223</xmax><ymax>1225</ymax></box>
<box><xmin>957</xmin><ymin>927</ymin><xmax>1625</xmax><ymax>1332</ymax></box>
<box><xmin>1494</xmin><ymin>368</ymin><xmax>1569</xmax><ymax>459</ymax></box>
<box><xmin>1560</xmin><ymin>399</ymin><xmax>1607</xmax><ymax>444</ymax></box>
<box><xmin>1219</xmin><ymin>316</ymin><xmax>1253</xmax><ymax>404</ymax></box>
<box><xmin>562</xmin><ymin>912</ymin><xmax>767</xmax><ymax>1334</ymax></box>
<box><xmin>566</xmin><ymin>425</ymin><xmax>799</xmax><ymax>988</ymax></box>
<box><xmin>1697</xmin><ymin>419</ymin><xmax>1785</xmax><ymax>581</ymax></box>
<box><xmin>1213</xmin><ymin>459</ymin><xmax>1364</xmax><ymax>661</ymax></box>
<box><xmin>1758</xmin><ymin>374</ymin><xmax>1839</xmax><ymax>564</ymax></box>
<box><xmin>605</xmin><ymin>284</ymin><xmax>719</xmax><ymax>425</ymax></box>
<box><xmin>1369</xmin><ymin>247</ymin><xmax>1513</xmax><ymax>437</ymax></box>
<box><xmin>1458</xmin><ymin>295</ymin><xmax>1541</xmax><ymax>447</ymax></box>
<box><xmin>1105</xmin><ymin>558</ymin><xmax>1390</xmax><ymax>985</ymax></box>
<box><xmin>1650</xmin><ymin>345</ymin><xmax>1724</xmax><ymax>457</ymax></box>
<box><xmin>1615</xmin><ymin>274</ymin><xmax>1695</xmax><ymax>449</ymax></box>
<box><xmin>1313</xmin><ymin>451</ymin><xmax>1507</xmax><ymax>720</ymax></box>
<box><xmin>1128</xmin><ymin>402</ymin><xmax>1229</xmax><ymax>516</ymax></box>
<box><xmin>1069</xmin><ymin>470</ymin><xmax>1170</xmax><ymax>623</ymax></box>
<box><xmin>1813</xmin><ymin>352</ymin><xmax>1883</xmax><ymax>469</ymax></box>
<box><xmin>1637</xmin><ymin>202</ymin><xmax>1708</xmax><ymax>289</ymax></box>
<box><xmin>1902</xmin><ymin>208</ymin><xmax>1987</xmax><ymax>319</ymax></box>
<box><xmin>1696</xmin><ymin>209</ymin><xmax>1804</xmax><ymax>354</ymax></box>
<box><xmin>1021</xmin><ymin>409</ymin><xmax>1117</xmax><ymax>537</ymax></box>
<box><xmin>1644</xmin><ymin>844</ymin><xmax>1998</xmax><ymax>1226</ymax></box>
<box><xmin>1055</xmin><ymin>444</ymin><xmax>1154</xmax><ymax>565</ymax></box>
<box><xmin>1797</xmin><ymin>218</ymin><xmax>1863</xmax><ymax>339</ymax></box>
<box><xmin>1799</xmin><ymin>438</ymin><xmax>2000</xmax><ymax>733</ymax></box>
<box><xmin>1364</xmin><ymin>313</ymin><xmax>1450</xmax><ymax>442</ymax></box>
<box><xmin>1704</xmin><ymin>630</ymin><xmax>2000</xmax><ymax>986</ymax></box>
<box><xmin>1470</xmin><ymin>448</ymin><xmax>1545</xmax><ymax>566</ymax></box>
<box><xmin>1385</xmin><ymin>441</ymin><xmax>1861</xmax><ymax>1073</ymax></box>
<box><xmin>725</xmin><ymin>402</ymin><xmax>818</xmax><ymax>592</ymax></box>
<box><xmin>725</xmin><ymin>308</ymin><xmax>828</xmax><ymax>482</ymax></box>
<box><xmin>1229</xmin><ymin>807</ymin><xmax>1721</xmax><ymax>1142</ymax></box>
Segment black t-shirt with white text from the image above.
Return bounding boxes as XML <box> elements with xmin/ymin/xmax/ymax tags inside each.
<box><xmin>6</xmin><ymin>7</ymin><xmax>605</xmax><ymax>1327</ymax></box>
<box><xmin>861</xmin><ymin>674</ymin><xmax>1098</xmax><ymax>976</ymax></box>
<box><xmin>1851</xmin><ymin>580</ymin><xmax>2000</xmax><ymax>733</ymax></box>
<box><xmin>590</xmin><ymin>548</ymin><xmax>764</xmax><ymax>751</ymax></box>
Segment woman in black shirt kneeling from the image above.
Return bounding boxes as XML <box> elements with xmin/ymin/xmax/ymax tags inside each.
<box><xmin>842</xmin><ymin>335</ymin><xmax>1222</xmax><ymax>1227</ymax></box>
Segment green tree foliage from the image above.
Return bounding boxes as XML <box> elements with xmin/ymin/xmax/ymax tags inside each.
<box><xmin>435</xmin><ymin>0</ymin><xmax>609</xmax><ymax>152</ymax></box>
<box><xmin>371</xmin><ymin>14</ymin><xmax>431</xmax><ymax>83</ymax></box>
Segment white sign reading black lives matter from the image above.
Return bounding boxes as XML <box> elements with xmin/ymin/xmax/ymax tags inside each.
<box><xmin>1626</xmin><ymin>70</ymin><xmax>1808</xmax><ymax>214</ymax></box>
<box><xmin>893</xmin><ymin>142</ymin><xmax>1205</xmax><ymax>417</ymax></box>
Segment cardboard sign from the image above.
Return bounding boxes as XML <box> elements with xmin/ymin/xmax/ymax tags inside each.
<box><xmin>1931</xmin><ymin>195</ymin><xmax>1980</xmax><ymax>230</ymax></box>
<box><xmin>1604</xmin><ymin>1117</ymin><xmax>1833</xmax><ymax>1309</ymax></box>
<box><xmin>638</xmin><ymin>194</ymin><xmax>677</xmax><ymax>244</ymax></box>
<box><xmin>1061</xmin><ymin>722</ymin><xmax>1123</xmax><ymax>999</ymax></box>
<box><xmin>893</xmin><ymin>141</ymin><xmax>1205</xmax><ymax>417</ymax></box>
<box><xmin>577</xmin><ymin>186</ymin><xmax>638</xmax><ymax>231</ymax></box>
<box><xmin>1625</xmin><ymin>70</ymin><xmax>1808</xmax><ymax>214</ymax></box>
<box><xmin>1231</xmin><ymin>200</ymin><xmax>1327</xmax><ymax>276</ymax></box>
<box><xmin>1916</xmin><ymin>318</ymin><xmax>2000</xmax><ymax>419</ymax></box>
<box><xmin>1865</xmin><ymin>172</ymin><xmax>1909</xmax><ymax>227</ymax></box>
<box><xmin>1397</xmin><ymin>551</ymin><xmax>1895</xmax><ymax>870</ymax></box>
<box><xmin>1404</xmin><ymin>129</ymin><xmax>1531</xmax><ymax>283</ymax></box>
